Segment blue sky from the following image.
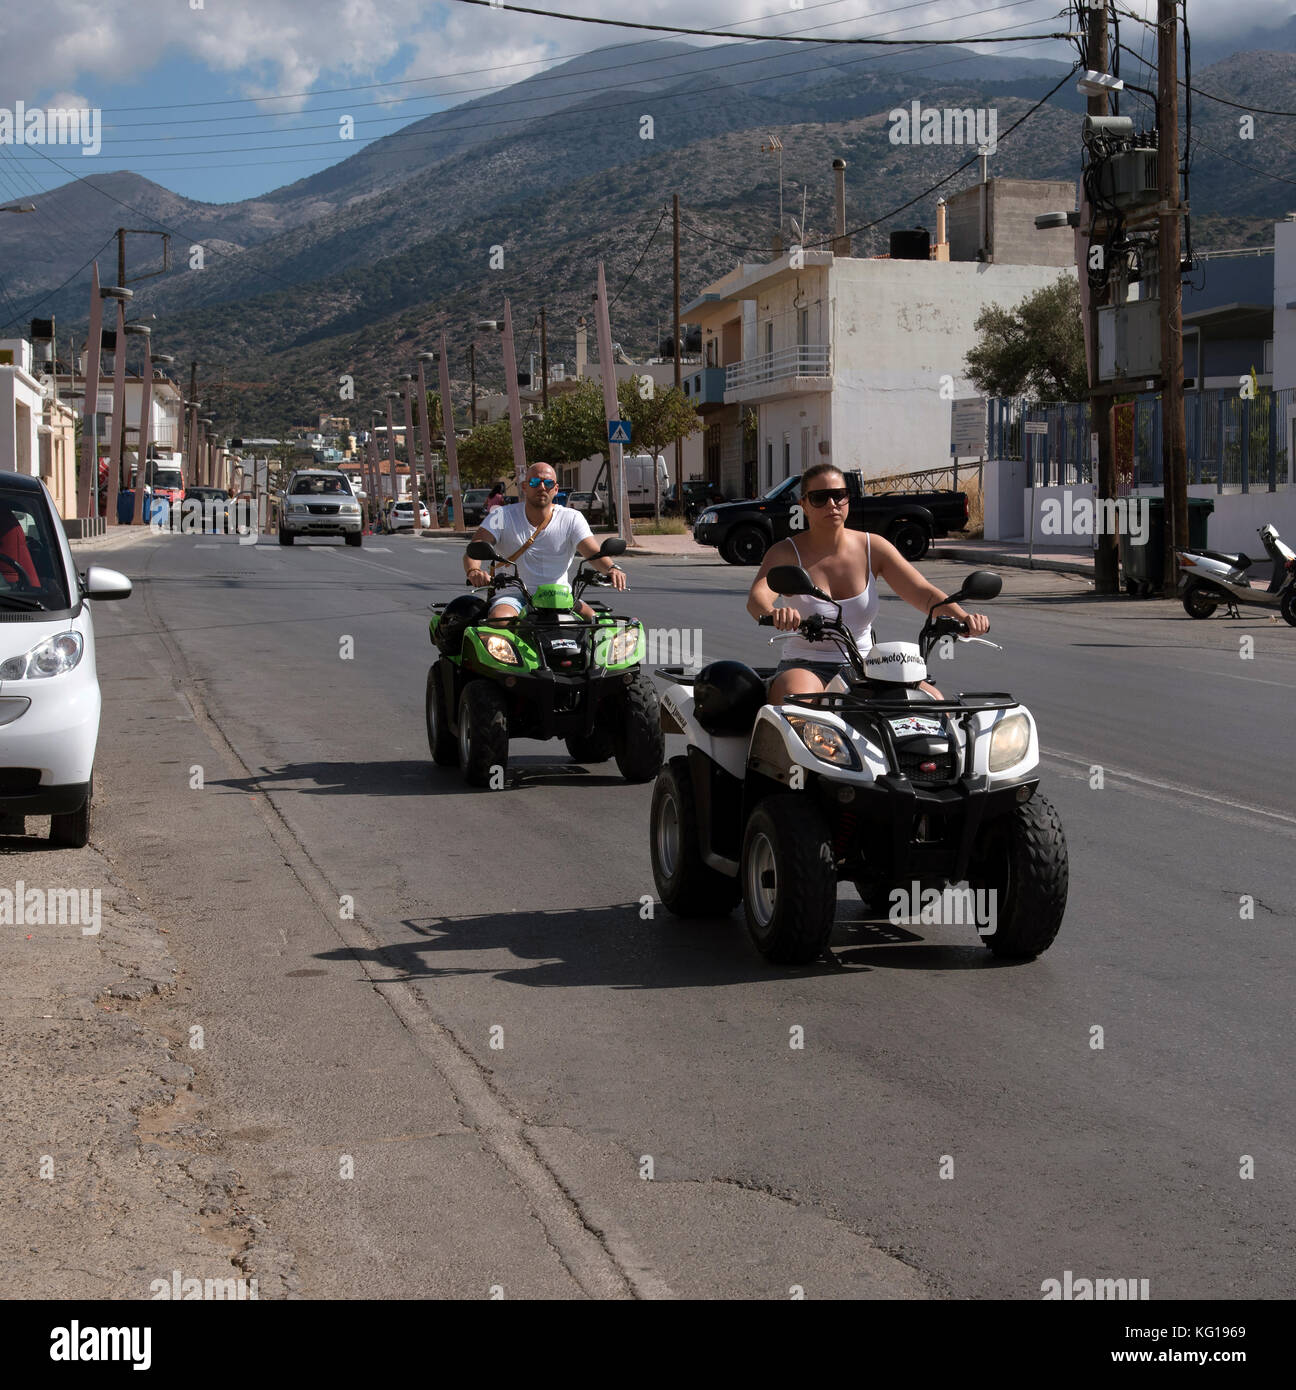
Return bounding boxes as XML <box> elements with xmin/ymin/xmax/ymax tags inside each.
<box><xmin>0</xmin><ymin>0</ymin><xmax>1286</xmax><ymax>207</ymax></box>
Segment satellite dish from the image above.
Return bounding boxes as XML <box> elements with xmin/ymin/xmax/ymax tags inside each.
<box><xmin>789</xmin><ymin>217</ymin><xmax>804</xmax><ymax>243</ymax></box>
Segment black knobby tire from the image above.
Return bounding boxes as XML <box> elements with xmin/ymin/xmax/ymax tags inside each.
<box><xmin>889</xmin><ymin>519</ymin><xmax>930</xmax><ymax>561</ymax></box>
<box><xmin>725</xmin><ymin>525</ymin><xmax>768</xmax><ymax>566</ymax></box>
<box><xmin>345</xmin><ymin>532</ymin><xmax>362</xmax><ymax>548</ymax></box>
<box><xmin>425</xmin><ymin>663</ymin><xmax>457</xmax><ymax>767</ymax></box>
<box><xmin>458</xmin><ymin>681</ymin><xmax>509</xmax><ymax>788</ymax></box>
<box><xmin>613</xmin><ymin>671</ymin><xmax>664</xmax><ymax>783</ymax></box>
<box><xmin>565</xmin><ymin>729</ymin><xmax>615</xmax><ymax>763</ymax></box>
<box><xmin>1182</xmin><ymin>582</ymin><xmax>1218</xmax><ymax>619</ymax></box>
<box><xmin>740</xmin><ymin>794</ymin><xmax>837</xmax><ymax>964</ymax></box>
<box><xmin>278</xmin><ymin>528</ymin><xmax>293</xmax><ymax>546</ymax></box>
<box><xmin>969</xmin><ymin>793</ymin><xmax>1068</xmax><ymax>959</ymax></box>
<box><xmin>650</xmin><ymin>757</ymin><xmax>741</xmax><ymax>918</ymax></box>
<box><xmin>852</xmin><ymin>881</ymin><xmax>894</xmax><ymax>918</ymax></box>
<box><xmin>1281</xmin><ymin>586</ymin><xmax>1296</xmax><ymax>628</ymax></box>
<box><xmin>50</xmin><ymin>777</ymin><xmax>92</xmax><ymax>849</ymax></box>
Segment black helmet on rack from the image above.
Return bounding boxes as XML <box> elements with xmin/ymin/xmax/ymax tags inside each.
<box><xmin>693</xmin><ymin>660</ymin><xmax>766</xmax><ymax>735</ymax></box>
<box><xmin>436</xmin><ymin>593</ymin><xmax>487</xmax><ymax>655</ymax></box>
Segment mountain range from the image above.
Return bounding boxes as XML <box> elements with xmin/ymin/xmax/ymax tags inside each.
<box><xmin>1</xmin><ymin>34</ymin><xmax>1293</xmax><ymax>435</ymax></box>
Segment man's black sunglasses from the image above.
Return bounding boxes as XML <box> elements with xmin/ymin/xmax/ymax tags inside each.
<box><xmin>804</xmin><ymin>487</ymin><xmax>850</xmax><ymax>507</ymax></box>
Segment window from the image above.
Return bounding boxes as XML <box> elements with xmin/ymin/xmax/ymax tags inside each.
<box><xmin>765</xmin><ymin>441</ymin><xmax>773</xmax><ymax>489</ymax></box>
<box><xmin>797</xmin><ymin>308</ymin><xmax>809</xmax><ymax>347</ymax></box>
<box><xmin>782</xmin><ymin>436</ymin><xmax>791</xmax><ymax>479</ymax></box>
<box><xmin>765</xmin><ymin>322</ymin><xmax>774</xmax><ymax>357</ymax></box>
<box><xmin>1265</xmin><ymin>339</ymin><xmax>1274</xmax><ymax>375</ymax></box>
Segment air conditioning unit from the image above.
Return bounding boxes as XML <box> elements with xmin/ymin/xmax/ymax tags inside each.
<box><xmin>1100</xmin><ymin>150</ymin><xmax>1159</xmax><ymax>210</ymax></box>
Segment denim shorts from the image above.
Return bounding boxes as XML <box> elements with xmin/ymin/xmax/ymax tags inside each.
<box><xmin>774</xmin><ymin>658</ymin><xmax>852</xmax><ymax>684</ymax></box>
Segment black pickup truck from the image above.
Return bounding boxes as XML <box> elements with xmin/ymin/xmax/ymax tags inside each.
<box><xmin>692</xmin><ymin>470</ymin><xmax>968</xmax><ymax>564</ymax></box>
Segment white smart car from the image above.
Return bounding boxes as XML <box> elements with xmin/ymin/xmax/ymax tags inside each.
<box><xmin>0</xmin><ymin>471</ymin><xmax>131</xmax><ymax>847</ymax></box>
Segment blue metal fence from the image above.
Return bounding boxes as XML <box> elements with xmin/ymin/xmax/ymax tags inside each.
<box><xmin>988</xmin><ymin>389</ymin><xmax>1294</xmax><ymax>492</ymax></box>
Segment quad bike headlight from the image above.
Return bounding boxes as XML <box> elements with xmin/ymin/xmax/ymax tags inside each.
<box><xmin>786</xmin><ymin>715</ymin><xmax>858</xmax><ymax>768</ymax></box>
<box><xmin>603</xmin><ymin>627</ymin><xmax>641</xmax><ymax>665</ymax></box>
<box><xmin>988</xmin><ymin>713</ymin><xmax>1030</xmax><ymax>772</ymax></box>
<box><xmin>483</xmin><ymin>635</ymin><xmax>519</xmax><ymax>665</ymax></box>
<box><xmin>0</xmin><ymin>632</ymin><xmax>85</xmax><ymax>680</ymax></box>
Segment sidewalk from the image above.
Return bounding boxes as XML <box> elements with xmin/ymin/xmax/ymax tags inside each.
<box><xmin>932</xmin><ymin>538</ymin><xmax>1095</xmax><ymax>577</ymax></box>
<box><xmin>0</xmin><ymin>830</ymin><xmax>293</xmax><ymax>1297</ymax></box>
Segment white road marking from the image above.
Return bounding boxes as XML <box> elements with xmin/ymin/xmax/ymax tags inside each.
<box><xmin>1043</xmin><ymin>746</ymin><xmax>1296</xmax><ymax>830</ymax></box>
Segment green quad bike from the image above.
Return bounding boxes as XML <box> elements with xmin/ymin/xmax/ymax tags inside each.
<box><xmin>426</xmin><ymin>537</ymin><xmax>664</xmax><ymax>787</ymax></box>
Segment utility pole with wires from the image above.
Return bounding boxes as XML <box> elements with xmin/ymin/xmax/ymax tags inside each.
<box><xmin>673</xmin><ymin>192</ymin><xmax>683</xmax><ymax>504</ymax></box>
<box><xmin>1085</xmin><ymin>0</ymin><xmax>1120</xmax><ymax>595</ymax></box>
<box><xmin>761</xmin><ymin>134</ymin><xmax>784</xmax><ymax>246</ymax></box>
<box><xmin>540</xmin><ymin>304</ymin><xmax>549</xmax><ymax>413</ymax></box>
<box><xmin>1157</xmin><ymin>0</ymin><xmax>1189</xmax><ymax>592</ymax></box>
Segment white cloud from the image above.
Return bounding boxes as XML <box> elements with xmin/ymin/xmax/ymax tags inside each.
<box><xmin>4</xmin><ymin>0</ymin><xmax>1290</xmax><ymax>121</ymax></box>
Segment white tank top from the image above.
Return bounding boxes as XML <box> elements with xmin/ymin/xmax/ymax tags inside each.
<box><xmin>778</xmin><ymin>533</ymin><xmax>878</xmax><ymax>662</ymax></box>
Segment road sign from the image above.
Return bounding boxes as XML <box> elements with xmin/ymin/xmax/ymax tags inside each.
<box><xmin>608</xmin><ymin>420</ymin><xmax>631</xmax><ymax>445</ymax></box>
<box><xmin>950</xmin><ymin>397</ymin><xmax>986</xmax><ymax>457</ymax></box>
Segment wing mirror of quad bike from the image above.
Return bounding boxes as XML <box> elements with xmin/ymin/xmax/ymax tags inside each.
<box><xmin>597</xmin><ymin>537</ymin><xmax>627</xmax><ymax>558</ymax></box>
<box><xmin>934</xmin><ymin>570</ymin><xmax>1002</xmax><ymax>614</ymax></box>
<box><xmin>766</xmin><ymin>565</ymin><xmax>831</xmax><ymax>603</ymax></box>
<box><xmin>465</xmin><ymin>540</ymin><xmax>502</xmax><ymax>563</ymax></box>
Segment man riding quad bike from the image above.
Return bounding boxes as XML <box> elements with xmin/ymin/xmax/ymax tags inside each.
<box><xmin>425</xmin><ymin>467</ymin><xmax>663</xmax><ymax>787</ymax></box>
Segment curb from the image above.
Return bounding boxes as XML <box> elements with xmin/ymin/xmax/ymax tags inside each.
<box><xmin>933</xmin><ymin>545</ymin><xmax>1094</xmax><ymax>578</ymax></box>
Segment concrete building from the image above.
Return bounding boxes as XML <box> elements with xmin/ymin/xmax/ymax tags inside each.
<box><xmin>0</xmin><ymin>337</ymin><xmax>80</xmax><ymax>518</ymax></box>
<box><xmin>0</xmin><ymin>337</ymin><xmax>44</xmax><ymax>485</ymax></box>
<box><xmin>944</xmin><ymin>177</ymin><xmax>1077</xmax><ymax>267</ymax></box>
<box><xmin>683</xmin><ymin>191</ymin><xmax>1075</xmax><ymax>498</ymax></box>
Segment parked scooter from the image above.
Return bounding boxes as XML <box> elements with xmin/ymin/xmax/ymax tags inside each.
<box><xmin>1177</xmin><ymin>523</ymin><xmax>1296</xmax><ymax>625</ymax></box>
<box><xmin>649</xmin><ymin>567</ymin><xmax>1069</xmax><ymax>966</ymax></box>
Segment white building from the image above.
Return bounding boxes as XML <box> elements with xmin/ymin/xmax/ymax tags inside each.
<box><xmin>684</xmin><ymin>246</ymin><xmax>1070</xmax><ymax>499</ymax></box>
<box><xmin>0</xmin><ymin>336</ymin><xmax>78</xmax><ymax>517</ymax></box>
<box><xmin>0</xmin><ymin>338</ymin><xmax>43</xmax><ymax>481</ymax></box>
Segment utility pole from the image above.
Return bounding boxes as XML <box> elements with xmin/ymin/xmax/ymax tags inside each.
<box><xmin>1087</xmin><ymin>1</ymin><xmax>1119</xmax><ymax>594</ymax></box>
<box><xmin>469</xmin><ymin>342</ymin><xmax>477</xmax><ymax>426</ymax></box>
<box><xmin>539</xmin><ymin>305</ymin><xmax>549</xmax><ymax>413</ymax></box>
<box><xmin>1158</xmin><ymin>0</ymin><xmax>1188</xmax><ymax>592</ymax></box>
<box><xmin>673</xmin><ymin>193</ymin><xmax>683</xmax><ymax>502</ymax></box>
<box><xmin>187</xmin><ymin>361</ymin><xmax>199</xmax><ymax>488</ymax></box>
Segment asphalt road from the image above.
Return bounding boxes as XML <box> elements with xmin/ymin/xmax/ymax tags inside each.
<box><xmin>86</xmin><ymin>527</ymin><xmax>1296</xmax><ymax>1299</ymax></box>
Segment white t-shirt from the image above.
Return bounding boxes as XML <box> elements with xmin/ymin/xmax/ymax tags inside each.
<box><xmin>481</xmin><ymin>502</ymin><xmax>593</xmax><ymax>590</ymax></box>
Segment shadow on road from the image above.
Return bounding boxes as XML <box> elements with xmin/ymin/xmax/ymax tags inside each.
<box><xmin>205</xmin><ymin>757</ymin><xmax>627</xmax><ymax>798</ymax></box>
<box><xmin>313</xmin><ymin>902</ymin><xmax>1011</xmax><ymax>989</ymax></box>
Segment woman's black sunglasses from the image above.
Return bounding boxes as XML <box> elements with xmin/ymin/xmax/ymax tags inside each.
<box><xmin>804</xmin><ymin>487</ymin><xmax>850</xmax><ymax>507</ymax></box>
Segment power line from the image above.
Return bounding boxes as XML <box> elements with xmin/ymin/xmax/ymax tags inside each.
<box><xmin>680</xmin><ymin>60</ymin><xmax>1080</xmax><ymax>255</ymax></box>
<box><xmin>97</xmin><ymin>0</ymin><xmax>1054</xmax><ymax>143</ymax></box>
<box><xmin>445</xmin><ymin>0</ymin><xmax>1077</xmax><ymax>46</ymax></box>
<box><xmin>6</xmin><ymin>11</ymin><xmax>1061</xmax><ymax>173</ymax></box>
<box><xmin>97</xmin><ymin>0</ymin><xmax>963</xmax><ymax>127</ymax></box>
<box><xmin>0</xmin><ymin>234</ymin><xmax>117</xmax><ymax>332</ymax></box>
<box><xmin>92</xmin><ymin>0</ymin><xmax>876</xmax><ymax>113</ymax></box>
<box><xmin>609</xmin><ymin>205</ymin><xmax>670</xmax><ymax>308</ymax></box>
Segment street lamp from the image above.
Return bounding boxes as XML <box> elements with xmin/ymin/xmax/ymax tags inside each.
<box><xmin>100</xmin><ymin>285</ymin><xmax>133</xmax><ymax>523</ymax></box>
<box><xmin>476</xmin><ymin>310</ymin><xmax>527</xmax><ymax>488</ymax></box>
<box><xmin>385</xmin><ymin>389</ymin><xmax>400</xmax><ymax>510</ymax></box>
<box><xmin>123</xmin><ymin>322</ymin><xmax>151</xmax><ymax>521</ymax></box>
<box><xmin>415</xmin><ymin>350</ymin><xmax>441</xmax><ymax>528</ymax></box>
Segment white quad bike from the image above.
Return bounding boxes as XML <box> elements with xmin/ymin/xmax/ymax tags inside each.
<box><xmin>650</xmin><ymin>566</ymin><xmax>1069</xmax><ymax>965</ymax></box>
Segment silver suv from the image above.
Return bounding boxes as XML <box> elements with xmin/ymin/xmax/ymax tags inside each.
<box><xmin>279</xmin><ymin>470</ymin><xmax>363</xmax><ymax>546</ymax></box>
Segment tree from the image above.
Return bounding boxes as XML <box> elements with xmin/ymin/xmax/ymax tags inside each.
<box><xmin>542</xmin><ymin>381</ymin><xmax>607</xmax><ymax>466</ymax></box>
<box><xmin>455</xmin><ymin>419</ymin><xmax>514</xmax><ymax>486</ymax></box>
<box><xmin>964</xmin><ymin>275</ymin><xmax>1088</xmax><ymax>404</ymax></box>
<box><xmin>618</xmin><ymin>377</ymin><xmax>703</xmax><ymax>519</ymax></box>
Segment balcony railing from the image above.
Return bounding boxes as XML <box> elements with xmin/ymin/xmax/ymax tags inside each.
<box><xmin>725</xmin><ymin>344</ymin><xmax>831</xmax><ymax>390</ymax></box>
